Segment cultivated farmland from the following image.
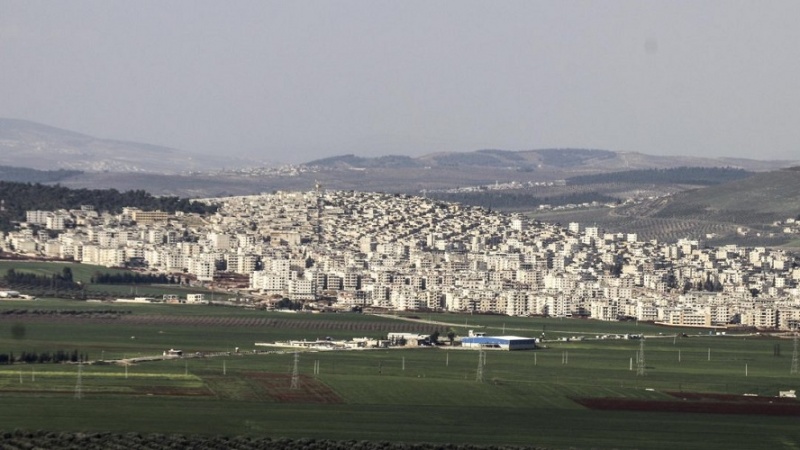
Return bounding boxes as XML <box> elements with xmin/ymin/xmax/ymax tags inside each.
<box><xmin>0</xmin><ymin>299</ymin><xmax>799</xmax><ymax>449</ymax></box>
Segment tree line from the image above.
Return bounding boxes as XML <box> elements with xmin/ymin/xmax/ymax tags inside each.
<box><xmin>428</xmin><ymin>191</ymin><xmax>617</xmax><ymax>210</ymax></box>
<box><xmin>4</xmin><ymin>267</ymin><xmax>181</xmax><ymax>289</ymax></box>
<box><xmin>0</xmin><ymin>181</ymin><xmax>218</xmax><ymax>231</ymax></box>
<box><xmin>0</xmin><ymin>431</ymin><xmax>548</xmax><ymax>450</ymax></box>
<box><xmin>0</xmin><ymin>165</ymin><xmax>83</xmax><ymax>183</ymax></box>
<box><xmin>567</xmin><ymin>167</ymin><xmax>752</xmax><ymax>186</ymax></box>
<box><xmin>0</xmin><ymin>349</ymin><xmax>88</xmax><ymax>364</ymax></box>
<box><xmin>90</xmin><ymin>271</ymin><xmax>180</xmax><ymax>285</ymax></box>
<box><xmin>0</xmin><ymin>309</ymin><xmax>130</xmax><ymax>316</ymax></box>
<box><xmin>4</xmin><ymin>268</ymin><xmax>81</xmax><ymax>290</ymax></box>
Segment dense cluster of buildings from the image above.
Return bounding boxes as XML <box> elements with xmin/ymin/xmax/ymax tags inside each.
<box><xmin>3</xmin><ymin>190</ymin><xmax>800</xmax><ymax>330</ymax></box>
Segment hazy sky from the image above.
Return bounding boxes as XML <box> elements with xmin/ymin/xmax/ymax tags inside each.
<box><xmin>2</xmin><ymin>1</ymin><xmax>800</xmax><ymax>164</ymax></box>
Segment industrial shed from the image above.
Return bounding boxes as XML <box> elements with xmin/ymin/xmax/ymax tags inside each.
<box><xmin>460</xmin><ymin>335</ymin><xmax>537</xmax><ymax>351</ymax></box>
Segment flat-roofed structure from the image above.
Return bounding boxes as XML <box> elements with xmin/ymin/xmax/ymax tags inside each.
<box><xmin>131</xmin><ymin>210</ymin><xmax>169</xmax><ymax>224</ymax></box>
<box><xmin>460</xmin><ymin>335</ymin><xmax>537</xmax><ymax>351</ymax></box>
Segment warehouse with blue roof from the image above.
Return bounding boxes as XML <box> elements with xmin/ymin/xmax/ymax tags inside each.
<box><xmin>460</xmin><ymin>335</ymin><xmax>537</xmax><ymax>351</ymax></box>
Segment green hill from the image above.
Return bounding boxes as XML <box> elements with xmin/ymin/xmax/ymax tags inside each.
<box><xmin>531</xmin><ymin>168</ymin><xmax>800</xmax><ymax>247</ymax></box>
<box><xmin>652</xmin><ymin>169</ymin><xmax>800</xmax><ymax>224</ymax></box>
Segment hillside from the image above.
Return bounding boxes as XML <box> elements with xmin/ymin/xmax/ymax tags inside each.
<box><xmin>304</xmin><ymin>148</ymin><xmax>798</xmax><ymax>173</ymax></box>
<box><xmin>0</xmin><ymin>165</ymin><xmax>83</xmax><ymax>183</ymax></box>
<box><xmin>0</xmin><ymin>118</ymin><xmax>253</xmax><ymax>173</ymax></box>
<box><xmin>0</xmin><ymin>181</ymin><xmax>217</xmax><ymax>231</ymax></box>
<box><xmin>304</xmin><ymin>154</ymin><xmax>421</xmax><ymax>169</ymax></box>
<box><xmin>652</xmin><ymin>169</ymin><xmax>800</xmax><ymax>224</ymax></box>
<box><xmin>531</xmin><ymin>169</ymin><xmax>800</xmax><ymax>247</ymax></box>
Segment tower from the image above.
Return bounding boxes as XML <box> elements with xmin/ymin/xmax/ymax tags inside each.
<box><xmin>476</xmin><ymin>349</ymin><xmax>485</xmax><ymax>382</ymax></box>
<box><xmin>314</xmin><ymin>181</ymin><xmax>323</xmax><ymax>244</ymax></box>
<box><xmin>74</xmin><ymin>362</ymin><xmax>83</xmax><ymax>399</ymax></box>
<box><xmin>290</xmin><ymin>352</ymin><xmax>300</xmax><ymax>389</ymax></box>
<box><xmin>637</xmin><ymin>338</ymin><xmax>646</xmax><ymax>376</ymax></box>
<box><xmin>792</xmin><ymin>329</ymin><xmax>799</xmax><ymax>375</ymax></box>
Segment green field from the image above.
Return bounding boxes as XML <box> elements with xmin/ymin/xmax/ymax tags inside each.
<box><xmin>0</xmin><ymin>299</ymin><xmax>799</xmax><ymax>449</ymax></box>
<box><xmin>0</xmin><ymin>260</ymin><xmax>233</xmax><ymax>300</ymax></box>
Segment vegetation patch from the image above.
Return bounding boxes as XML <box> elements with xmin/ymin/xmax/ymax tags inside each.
<box><xmin>245</xmin><ymin>373</ymin><xmax>344</xmax><ymax>404</ymax></box>
<box><xmin>567</xmin><ymin>167</ymin><xmax>753</xmax><ymax>186</ymax></box>
<box><xmin>115</xmin><ymin>315</ymin><xmax>437</xmax><ymax>333</ymax></box>
<box><xmin>574</xmin><ymin>393</ymin><xmax>800</xmax><ymax>416</ymax></box>
<box><xmin>0</xmin><ymin>180</ymin><xmax>217</xmax><ymax>231</ymax></box>
<box><xmin>0</xmin><ymin>430</ymin><xmax>547</xmax><ymax>450</ymax></box>
<box><xmin>0</xmin><ymin>165</ymin><xmax>83</xmax><ymax>183</ymax></box>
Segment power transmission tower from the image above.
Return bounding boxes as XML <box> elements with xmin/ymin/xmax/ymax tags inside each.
<box><xmin>290</xmin><ymin>352</ymin><xmax>300</xmax><ymax>390</ymax></box>
<box><xmin>476</xmin><ymin>349</ymin><xmax>485</xmax><ymax>382</ymax></box>
<box><xmin>792</xmin><ymin>328</ymin><xmax>799</xmax><ymax>375</ymax></box>
<box><xmin>74</xmin><ymin>362</ymin><xmax>83</xmax><ymax>399</ymax></box>
<box><xmin>314</xmin><ymin>181</ymin><xmax>323</xmax><ymax>244</ymax></box>
<box><xmin>637</xmin><ymin>338</ymin><xmax>646</xmax><ymax>376</ymax></box>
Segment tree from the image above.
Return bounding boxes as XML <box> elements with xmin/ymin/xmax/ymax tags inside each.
<box><xmin>610</xmin><ymin>255</ymin><xmax>624</xmax><ymax>277</ymax></box>
<box><xmin>275</xmin><ymin>298</ymin><xmax>294</xmax><ymax>310</ymax></box>
<box><xmin>10</xmin><ymin>322</ymin><xmax>25</xmax><ymax>340</ymax></box>
<box><xmin>429</xmin><ymin>330</ymin><xmax>440</xmax><ymax>344</ymax></box>
<box><xmin>665</xmin><ymin>272</ymin><xmax>678</xmax><ymax>290</ymax></box>
<box><xmin>446</xmin><ymin>328</ymin><xmax>456</xmax><ymax>344</ymax></box>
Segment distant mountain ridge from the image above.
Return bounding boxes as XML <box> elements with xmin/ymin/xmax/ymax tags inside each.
<box><xmin>304</xmin><ymin>148</ymin><xmax>798</xmax><ymax>172</ymax></box>
<box><xmin>305</xmin><ymin>154</ymin><xmax>420</xmax><ymax>169</ymax></box>
<box><xmin>0</xmin><ymin>118</ymin><xmax>253</xmax><ymax>174</ymax></box>
<box><xmin>3</xmin><ymin>118</ymin><xmax>797</xmax><ymax>175</ymax></box>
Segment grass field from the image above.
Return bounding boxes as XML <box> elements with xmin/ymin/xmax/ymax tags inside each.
<box><xmin>0</xmin><ymin>260</ymin><xmax>232</xmax><ymax>300</ymax></box>
<box><xmin>1</xmin><ymin>299</ymin><xmax>800</xmax><ymax>449</ymax></box>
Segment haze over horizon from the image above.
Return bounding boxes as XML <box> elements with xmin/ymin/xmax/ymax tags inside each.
<box><xmin>2</xmin><ymin>1</ymin><xmax>800</xmax><ymax>165</ymax></box>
